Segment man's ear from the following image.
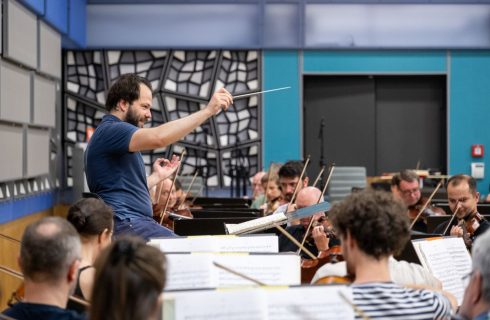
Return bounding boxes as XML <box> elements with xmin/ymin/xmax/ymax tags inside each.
<box><xmin>67</xmin><ymin>259</ymin><xmax>80</xmax><ymax>284</ymax></box>
<box><xmin>302</xmin><ymin>177</ymin><xmax>309</xmax><ymax>188</ymax></box>
<box><xmin>117</xmin><ymin>99</ymin><xmax>129</xmax><ymax>112</ymax></box>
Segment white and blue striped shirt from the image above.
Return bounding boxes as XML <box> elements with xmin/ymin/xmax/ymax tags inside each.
<box><xmin>352</xmin><ymin>282</ymin><xmax>452</xmax><ymax>320</ymax></box>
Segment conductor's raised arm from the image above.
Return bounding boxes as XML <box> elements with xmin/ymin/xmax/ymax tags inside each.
<box><xmin>129</xmin><ymin>88</ymin><xmax>233</xmax><ymax>152</ymax></box>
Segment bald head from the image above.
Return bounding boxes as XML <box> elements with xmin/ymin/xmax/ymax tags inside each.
<box><xmin>296</xmin><ymin>187</ymin><xmax>322</xmax><ymax>208</ymax></box>
<box><xmin>296</xmin><ymin>187</ymin><xmax>324</xmax><ymax>228</ymax></box>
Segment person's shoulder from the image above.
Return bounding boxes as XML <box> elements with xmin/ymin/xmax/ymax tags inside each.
<box><xmin>2</xmin><ymin>302</ymin><xmax>87</xmax><ymax>320</ymax></box>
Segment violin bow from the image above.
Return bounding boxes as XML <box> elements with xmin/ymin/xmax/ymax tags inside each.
<box><xmin>177</xmin><ymin>170</ymin><xmax>198</xmax><ymax>211</ymax></box>
<box><xmin>274</xmin><ymin>223</ymin><xmax>317</xmax><ymax>260</ymax></box>
<box><xmin>159</xmin><ymin>149</ymin><xmax>186</xmax><ymax>225</ymax></box>
<box><xmin>297</xmin><ymin>164</ymin><xmax>335</xmax><ymax>255</ymax></box>
<box><xmin>311</xmin><ymin>166</ymin><xmax>325</xmax><ymax>188</ymax></box>
<box><xmin>212</xmin><ymin>261</ymin><xmax>266</xmax><ymax>286</ymax></box>
<box><xmin>0</xmin><ymin>265</ymin><xmax>90</xmax><ymax>307</ymax></box>
<box><xmin>287</xmin><ymin>156</ymin><xmax>311</xmax><ymax>213</ymax></box>
<box><xmin>409</xmin><ymin>180</ymin><xmax>443</xmax><ymax>230</ymax></box>
<box><xmin>442</xmin><ymin>205</ymin><xmax>461</xmax><ymax>236</ymax></box>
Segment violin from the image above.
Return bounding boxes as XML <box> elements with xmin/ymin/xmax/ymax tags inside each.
<box><xmin>408</xmin><ymin>196</ymin><xmax>446</xmax><ymax>221</ymax></box>
<box><xmin>300</xmin><ymin>218</ymin><xmax>345</xmax><ymax>283</ymax></box>
<box><xmin>458</xmin><ymin>212</ymin><xmax>486</xmax><ymax>248</ymax></box>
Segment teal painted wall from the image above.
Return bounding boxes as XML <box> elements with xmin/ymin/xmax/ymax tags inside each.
<box><xmin>263</xmin><ymin>50</ymin><xmax>490</xmax><ymax>194</ymax></box>
<box><xmin>449</xmin><ymin>51</ymin><xmax>490</xmax><ymax>195</ymax></box>
<box><xmin>263</xmin><ymin>51</ymin><xmax>301</xmax><ymax>168</ymax></box>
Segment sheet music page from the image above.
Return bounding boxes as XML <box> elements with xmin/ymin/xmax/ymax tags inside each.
<box><xmin>165</xmin><ymin>254</ymin><xmax>215</xmax><ymax>290</ymax></box>
<box><xmin>443</xmin><ymin>237</ymin><xmax>472</xmax><ymax>277</ymax></box>
<box><xmin>225</xmin><ymin>212</ymin><xmax>287</xmax><ymax>235</ymax></box>
<box><xmin>217</xmin><ymin>235</ymin><xmax>279</xmax><ymax>253</ymax></box>
<box><xmin>149</xmin><ymin>236</ymin><xmax>217</xmax><ymax>253</ymax></box>
<box><xmin>414</xmin><ymin>238</ymin><xmax>466</xmax><ymax>305</ymax></box>
<box><xmin>214</xmin><ymin>254</ymin><xmax>300</xmax><ymax>287</ymax></box>
<box><xmin>164</xmin><ymin>288</ymin><xmax>268</xmax><ymax>320</ymax></box>
<box><xmin>265</xmin><ymin>285</ymin><xmax>354</xmax><ymax>320</ymax></box>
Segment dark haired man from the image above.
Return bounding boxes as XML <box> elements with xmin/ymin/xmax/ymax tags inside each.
<box><xmin>434</xmin><ymin>175</ymin><xmax>490</xmax><ymax>248</ymax></box>
<box><xmin>329</xmin><ymin>190</ymin><xmax>454</xmax><ymax>318</ymax></box>
<box><xmin>85</xmin><ymin>74</ymin><xmax>232</xmax><ymax>241</ymax></box>
<box><xmin>2</xmin><ymin>217</ymin><xmax>84</xmax><ymax>320</ymax></box>
<box><xmin>391</xmin><ymin>169</ymin><xmax>445</xmax><ymax>233</ymax></box>
<box><xmin>277</xmin><ymin>160</ymin><xmax>309</xmax><ymax>203</ymax></box>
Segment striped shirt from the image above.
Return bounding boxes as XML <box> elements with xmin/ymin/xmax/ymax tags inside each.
<box><xmin>352</xmin><ymin>282</ymin><xmax>452</xmax><ymax>320</ymax></box>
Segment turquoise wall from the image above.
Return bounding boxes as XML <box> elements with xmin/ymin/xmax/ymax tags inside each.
<box><xmin>263</xmin><ymin>51</ymin><xmax>301</xmax><ymax>168</ymax></box>
<box><xmin>263</xmin><ymin>50</ymin><xmax>490</xmax><ymax>194</ymax></box>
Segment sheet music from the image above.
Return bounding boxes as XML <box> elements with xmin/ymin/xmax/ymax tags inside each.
<box><xmin>413</xmin><ymin>237</ymin><xmax>471</xmax><ymax>305</ymax></box>
<box><xmin>266</xmin><ymin>285</ymin><xmax>354</xmax><ymax>320</ymax></box>
<box><xmin>164</xmin><ymin>253</ymin><xmax>300</xmax><ymax>290</ymax></box>
<box><xmin>164</xmin><ymin>289</ymin><xmax>268</xmax><ymax>320</ymax></box>
<box><xmin>225</xmin><ymin>212</ymin><xmax>287</xmax><ymax>235</ymax></box>
<box><xmin>214</xmin><ymin>254</ymin><xmax>300</xmax><ymax>287</ymax></box>
<box><xmin>217</xmin><ymin>235</ymin><xmax>278</xmax><ymax>253</ymax></box>
<box><xmin>163</xmin><ymin>286</ymin><xmax>354</xmax><ymax>320</ymax></box>
<box><xmin>165</xmin><ymin>254</ymin><xmax>215</xmax><ymax>290</ymax></box>
<box><xmin>149</xmin><ymin>235</ymin><xmax>279</xmax><ymax>253</ymax></box>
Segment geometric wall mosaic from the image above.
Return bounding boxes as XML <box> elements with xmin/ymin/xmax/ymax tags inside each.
<box><xmin>64</xmin><ymin>50</ymin><xmax>261</xmax><ymax>188</ymax></box>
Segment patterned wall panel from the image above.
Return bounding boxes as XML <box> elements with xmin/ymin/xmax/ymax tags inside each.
<box><xmin>64</xmin><ymin>50</ymin><xmax>261</xmax><ymax>189</ymax></box>
<box><xmin>66</xmin><ymin>51</ymin><xmax>107</xmax><ymax>105</ymax></box>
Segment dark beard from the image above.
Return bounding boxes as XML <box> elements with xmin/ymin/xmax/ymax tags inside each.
<box><xmin>126</xmin><ymin>105</ymin><xmax>142</xmax><ymax>127</ymax></box>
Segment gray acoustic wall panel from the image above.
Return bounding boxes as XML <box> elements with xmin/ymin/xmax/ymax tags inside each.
<box><xmin>26</xmin><ymin>127</ymin><xmax>49</xmax><ymax>177</ymax></box>
<box><xmin>33</xmin><ymin>75</ymin><xmax>56</xmax><ymax>127</ymax></box>
<box><xmin>0</xmin><ymin>124</ymin><xmax>23</xmax><ymax>181</ymax></box>
<box><xmin>39</xmin><ymin>21</ymin><xmax>61</xmax><ymax>78</ymax></box>
<box><xmin>5</xmin><ymin>0</ymin><xmax>37</xmax><ymax>69</ymax></box>
<box><xmin>0</xmin><ymin>60</ymin><xmax>31</xmax><ymax>123</ymax></box>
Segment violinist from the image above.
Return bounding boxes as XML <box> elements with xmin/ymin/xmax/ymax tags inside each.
<box><xmin>259</xmin><ymin>173</ymin><xmax>284</xmax><ymax>215</ymax></box>
<box><xmin>391</xmin><ymin>170</ymin><xmax>445</xmax><ymax>233</ymax></box>
<box><xmin>152</xmin><ymin>178</ymin><xmax>193</xmax><ymax>231</ymax></box>
<box><xmin>2</xmin><ymin>217</ymin><xmax>85</xmax><ymax>320</ymax></box>
<box><xmin>434</xmin><ymin>175</ymin><xmax>490</xmax><ymax>249</ymax></box>
<box><xmin>328</xmin><ymin>190</ymin><xmax>454</xmax><ymax>318</ymax></box>
<box><xmin>278</xmin><ymin>187</ymin><xmax>331</xmax><ymax>258</ymax></box>
<box><xmin>152</xmin><ymin>178</ymin><xmax>177</xmax><ymax>217</ymax></box>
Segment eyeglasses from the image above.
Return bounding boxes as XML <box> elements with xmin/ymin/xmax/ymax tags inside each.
<box><xmin>461</xmin><ymin>270</ymin><xmax>474</xmax><ymax>288</ymax></box>
<box><xmin>399</xmin><ymin>188</ymin><xmax>420</xmax><ymax>196</ymax></box>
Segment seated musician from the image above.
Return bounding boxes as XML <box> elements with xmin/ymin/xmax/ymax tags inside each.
<box><xmin>329</xmin><ymin>189</ymin><xmax>454</xmax><ymax>318</ymax></box>
<box><xmin>455</xmin><ymin>229</ymin><xmax>490</xmax><ymax>320</ymax></box>
<box><xmin>2</xmin><ymin>217</ymin><xmax>85</xmax><ymax>320</ymax></box>
<box><xmin>152</xmin><ymin>178</ymin><xmax>177</xmax><ymax>217</ymax></box>
<box><xmin>251</xmin><ymin>171</ymin><xmax>266</xmax><ymax>200</ymax></box>
<box><xmin>391</xmin><ymin>169</ymin><xmax>445</xmax><ymax>233</ymax></box>
<box><xmin>259</xmin><ymin>173</ymin><xmax>283</xmax><ymax>215</ymax></box>
<box><xmin>66</xmin><ymin>198</ymin><xmax>114</xmax><ymax>314</ymax></box>
<box><xmin>434</xmin><ymin>175</ymin><xmax>490</xmax><ymax>249</ymax></box>
<box><xmin>273</xmin><ymin>160</ymin><xmax>309</xmax><ymax>226</ymax></box>
<box><xmin>89</xmin><ymin>237</ymin><xmax>166</xmax><ymax>320</ymax></box>
<box><xmin>279</xmin><ymin>187</ymin><xmax>332</xmax><ymax>258</ymax></box>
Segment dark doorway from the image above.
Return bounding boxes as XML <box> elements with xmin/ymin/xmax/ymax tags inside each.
<box><xmin>303</xmin><ymin>75</ymin><xmax>446</xmax><ymax>178</ymax></box>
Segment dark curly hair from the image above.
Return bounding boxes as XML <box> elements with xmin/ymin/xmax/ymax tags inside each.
<box><xmin>105</xmin><ymin>74</ymin><xmax>152</xmax><ymax>112</ymax></box>
<box><xmin>278</xmin><ymin>160</ymin><xmax>305</xmax><ymax>179</ymax></box>
<box><xmin>329</xmin><ymin>189</ymin><xmax>410</xmax><ymax>259</ymax></box>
